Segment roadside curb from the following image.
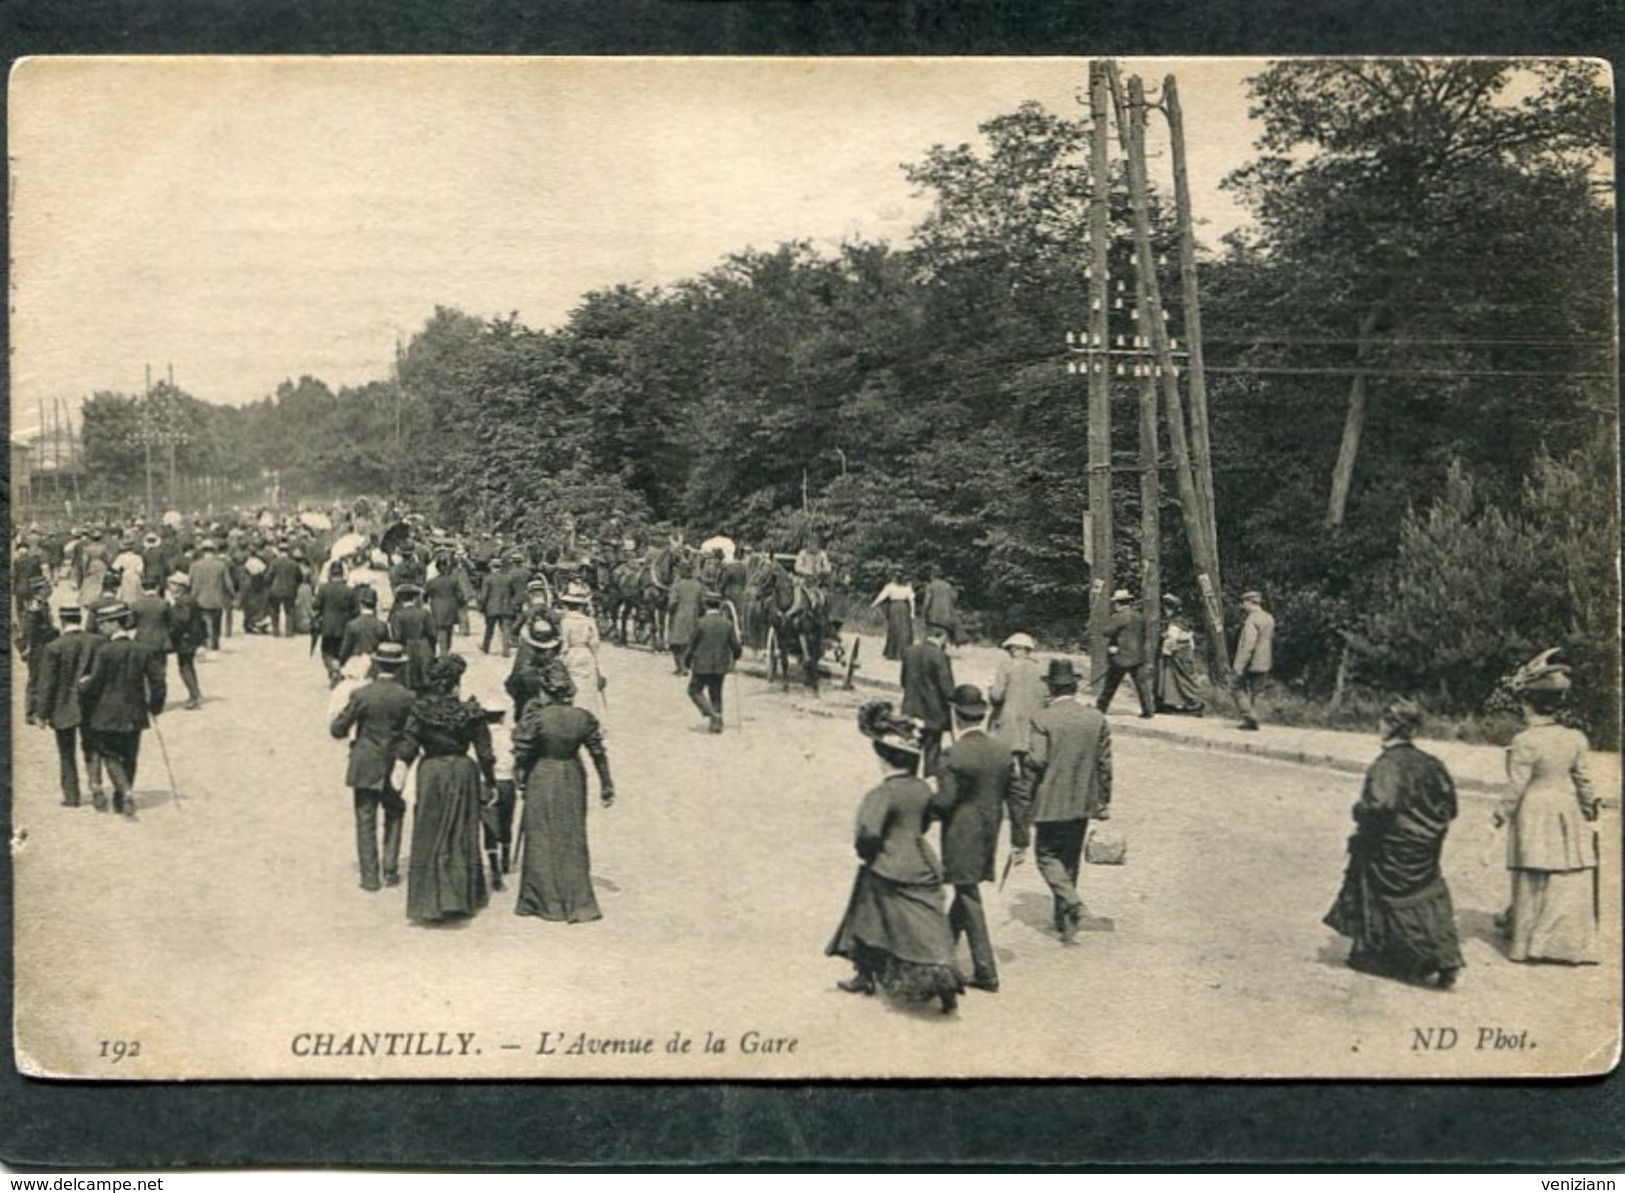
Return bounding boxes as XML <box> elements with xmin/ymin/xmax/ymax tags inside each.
<box><xmin>736</xmin><ymin>656</ymin><xmax>1525</xmax><ymax>799</ymax></box>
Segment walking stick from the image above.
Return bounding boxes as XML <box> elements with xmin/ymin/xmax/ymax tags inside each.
<box><xmin>149</xmin><ymin>716</ymin><xmax>184</xmax><ymax>811</ymax></box>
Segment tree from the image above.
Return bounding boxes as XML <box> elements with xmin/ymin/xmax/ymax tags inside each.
<box><xmin>1225</xmin><ymin>60</ymin><xmax>1612</xmax><ymax>528</ymax></box>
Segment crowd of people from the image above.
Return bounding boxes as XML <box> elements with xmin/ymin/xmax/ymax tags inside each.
<box><xmin>10</xmin><ymin>505</ymin><xmax>1608</xmax><ymax>1014</ymax></box>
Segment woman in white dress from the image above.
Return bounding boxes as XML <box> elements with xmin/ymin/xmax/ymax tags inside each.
<box><xmin>557</xmin><ymin>582</ymin><xmax>606</xmax><ymax>725</ymax></box>
<box><xmin>1496</xmin><ymin>649</ymin><xmax>1601</xmax><ymax>965</ymax></box>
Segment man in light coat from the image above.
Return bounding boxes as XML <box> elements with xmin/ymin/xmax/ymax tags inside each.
<box><xmin>1232</xmin><ymin>589</ymin><xmax>1276</xmax><ymax>731</ymax></box>
<box><xmin>1026</xmin><ymin>658</ymin><xmax>1113</xmax><ymax>944</ymax></box>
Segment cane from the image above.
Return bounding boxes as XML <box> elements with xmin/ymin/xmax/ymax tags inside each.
<box><xmin>149</xmin><ymin>716</ymin><xmax>184</xmax><ymax>811</ymax></box>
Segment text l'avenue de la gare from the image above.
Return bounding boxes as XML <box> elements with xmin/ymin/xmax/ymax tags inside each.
<box><xmin>288</xmin><ymin>1029</ymin><xmax>799</xmax><ymax>1059</ymax></box>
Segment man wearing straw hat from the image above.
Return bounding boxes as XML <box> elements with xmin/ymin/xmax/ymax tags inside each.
<box><xmin>329</xmin><ymin>642</ymin><xmax>414</xmax><ymax>892</ymax></box>
<box><xmin>28</xmin><ymin>604</ymin><xmax>102</xmax><ymax>807</ymax></box>
<box><xmin>1027</xmin><ymin>658</ymin><xmax>1113</xmax><ymax>944</ymax></box>
<box><xmin>166</xmin><ymin>573</ymin><xmax>206</xmax><ymax>710</ymax></box>
<box><xmin>1096</xmin><ymin>589</ymin><xmax>1155</xmax><ymax>719</ymax></box>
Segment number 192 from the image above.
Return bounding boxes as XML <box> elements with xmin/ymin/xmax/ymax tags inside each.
<box><xmin>99</xmin><ymin>1039</ymin><xmax>141</xmax><ymax>1063</ymax></box>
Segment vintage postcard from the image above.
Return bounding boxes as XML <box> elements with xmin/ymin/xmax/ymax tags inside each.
<box><xmin>8</xmin><ymin>55</ymin><xmax>1618</xmax><ymax>1081</ymax></box>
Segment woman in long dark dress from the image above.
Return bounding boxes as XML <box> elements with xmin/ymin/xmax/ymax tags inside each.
<box><xmin>1323</xmin><ymin>697</ymin><xmax>1464</xmax><ymax>988</ymax></box>
<box><xmin>403</xmin><ymin>653</ymin><xmax>495</xmax><ymax>924</ymax></box>
<box><xmin>869</xmin><ymin>569</ymin><xmax>916</xmax><ymax>661</ymax></box>
<box><xmin>827</xmin><ymin>701</ymin><xmax>964</xmax><ymax>1014</ymax></box>
<box><xmin>512</xmin><ymin>661</ymin><xmax>615</xmax><ymax>923</ymax></box>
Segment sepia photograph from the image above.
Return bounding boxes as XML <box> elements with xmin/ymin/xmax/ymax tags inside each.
<box><xmin>7</xmin><ymin>55</ymin><xmax>1619</xmax><ymax>1082</ymax></box>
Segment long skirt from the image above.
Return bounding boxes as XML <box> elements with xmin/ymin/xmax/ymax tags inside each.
<box><xmin>882</xmin><ymin>601</ymin><xmax>914</xmax><ymax>661</ymax></box>
<box><xmin>406</xmin><ymin>755</ymin><xmax>489</xmax><ymax>923</ymax></box>
<box><xmin>826</xmin><ymin>867</ymin><xmax>964</xmax><ymax>1002</ymax></box>
<box><xmin>1324</xmin><ymin>861</ymin><xmax>1463</xmax><ymax>981</ymax></box>
<box><xmin>1156</xmin><ymin>647</ymin><xmax>1205</xmax><ymax>712</ymax></box>
<box><xmin>1508</xmin><ymin>868</ymin><xmax>1598</xmax><ymax>964</ymax></box>
<box><xmin>516</xmin><ymin>757</ymin><xmax>602</xmax><ymax>923</ymax></box>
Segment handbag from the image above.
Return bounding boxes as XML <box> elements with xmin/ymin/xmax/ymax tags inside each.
<box><xmin>1084</xmin><ymin>823</ymin><xmax>1127</xmax><ymax>866</ymax></box>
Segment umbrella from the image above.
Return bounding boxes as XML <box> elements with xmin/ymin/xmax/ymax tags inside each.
<box><xmin>701</xmin><ymin>535</ymin><xmax>737</xmax><ymax>561</ymax></box>
<box><xmin>328</xmin><ymin>531</ymin><xmax>369</xmax><ymax>561</ymax></box>
<box><xmin>379</xmin><ymin>520</ymin><xmax>412</xmax><ymax>555</ymax></box>
<box><xmin>299</xmin><ymin>511</ymin><xmax>333</xmax><ymax>532</ymax></box>
<box><xmin>161</xmin><ymin>510</ymin><xmax>183</xmax><ymax>529</ymax></box>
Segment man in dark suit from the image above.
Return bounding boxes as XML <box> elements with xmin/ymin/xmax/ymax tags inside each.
<box><xmin>313</xmin><ymin>562</ymin><xmax>360</xmax><ymax>684</ymax></box>
<box><xmin>1028</xmin><ymin>658</ymin><xmax>1113</xmax><ymax>944</ymax></box>
<box><xmin>424</xmin><ymin>565</ymin><xmax>462</xmax><ymax>655</ymax></box>
<box><xmin>167</xmin><ymin>573</ymin><xmax>206</xmax><ymax>709</ymax></box>
<box><xmin>17</xmin><ymin>577</ymin><xmax>58</xmax><ymax>723</ymax></box>
<box><xmin>478</xmin><ymin>552</ymin><xmax>525</xmax><ymax>657</ymax></box>
<box><xmin>920</xmin><ymin>565</ymin><xmax>960</xmax><ymax>646</ymax></box>
<box><xmin>684</xmin><ymin>592</ymin><xmax>742</xmax><ymax>733</ymax></box>
<box><xmin>329</xmin><ymin>643</ymin><xmax>414</xmax><ymax>891</ymax></box>
<box><xmin>338</xmin><ymin>587</ymin><xmax>389</xmax><ymax>668</ymax></box>
<box><xmin>1096</xmin><ymin>588</ymin><xmax>1155</xmax><ymax>718</ymax></box>
<box><xmin>266</xmin><ymin>544</ymin><xmax>304</xmax><ymax>638</ymax></box>
<box><xmin>900</xmin><ymin>623</ymin><xmax>956</xmax><ymax>777</ymax></box>
<box><xmin>78</xmin><ymin>602</ymin><xmax>167</xmax><ymax>818</ymax></box>
<box><xmin>28</xmin><ymin>604</ymin><xmax>102</xmax><ymax>807</ymax></box>
<box><xmin>131</xmin><ymin>575</ymin><xmax>173</xmax><ymax>659</ymax></box>
<box><xmin>933</xmin><ymin>684</ymin><xmax>1015</xmax><ymax>992</ymax></box>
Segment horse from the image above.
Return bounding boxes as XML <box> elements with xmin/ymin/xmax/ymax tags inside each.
<box><xmin>608</xmin><ymin>556</ymin><xmax>666</xmax><ymax>650</ymax></box>
<box><xmin>748</xmin><ymin>558</ymin><xmax>840</xmax><ymax>693</ymax></box>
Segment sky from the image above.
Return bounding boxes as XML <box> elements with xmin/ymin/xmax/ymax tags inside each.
<box><xmin>9</xmin><ymin>56</ymin><xmax>1270</xmax><ymax>427</ymax></box>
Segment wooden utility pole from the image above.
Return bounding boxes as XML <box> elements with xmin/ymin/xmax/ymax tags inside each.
<box><xmin>1123</xmin><ymin>74</ymin><xmax>1230</xmax><ymax>685</ymax></box>
<box><xmin>1105</xmin><ymin>64</ymin><xmax>1162</xmax><ymax>661</ymax></box>
<box><xmin>1165</xmin><ymin>75</ymin><xmax>1220</xmax><ymax>592</ymax></box>
<box><xmin>1085</xmin><ymin>60</ymin><xmax>1115</xmax><ymax>682</ymax></box>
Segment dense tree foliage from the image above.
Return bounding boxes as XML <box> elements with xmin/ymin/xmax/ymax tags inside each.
<box><xmin>71</xmin><ymin>67</ymin><xmax>1616</xmax><ymax>735</ymax></box>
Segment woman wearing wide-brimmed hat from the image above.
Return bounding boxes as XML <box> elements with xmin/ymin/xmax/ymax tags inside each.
<box><xmin>511</xmin><ymin>660</ymin><xmax>615</xmax><ymax>924</ymax></box>
<box><xmin>1322</xmin><ymin>697</ymin><xmax>1464</xmax><ymax>988</ymax></box>
<box><xmin>401</xmin><ymin>653</ymin><xmax>495</xmax><ymax>925</ymax></box>
<box><xmin>1495</xmin><ymin>649</ymin><xmax>1601</xmax><ymax>965</ymax></box>
<box><xmin>557</xmin><ymin>580</ymin><xmax>606</xmax><ymax>723</ymax></box>
<box><xmin>826</xmin><ymin>701</ymin><xmax>964</xmax><ymax>1014</ymax></box>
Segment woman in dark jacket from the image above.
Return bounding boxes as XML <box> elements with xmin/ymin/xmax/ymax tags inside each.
<box><xmin>827</xmin><ymin>701</ymin><xmax>964</xmax><ymax>1014</ymax></box>
<box><xmin>402</xmin><ymin>654</ymin><xmax>495</xmax><ymax>924</ymax></box>
<box><xmin>1323</xmin><ymin>697</ymin><xmax>1464</xmax><ymax>987</ymax></box>
<box><xmin>512</xmin><ymin>660</ymin><xmax>615</xmax><ymax>923</ymax></box>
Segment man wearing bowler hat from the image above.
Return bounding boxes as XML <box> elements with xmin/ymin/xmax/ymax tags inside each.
<box><xmin>933</xmin><ymin>683</ymin><xmax>1015</xmax><ymax>991</ymax></box>
<box><xmin>1096</xmin><ymin>588</ymin><xmax>1155</xmax><ymax>719</ymax></box>
<box><xmin>1027</xmin><ymin>658</ymin><xmax>1113</xmax><ymax>944</ymax></box>
<box><xmin>900</xmin><ymin>622</ymin><xmax>957</xmax><ymax>777</ymax></box>
<box><xmin>78</xmin><ymin>602</ymin><xmax>167</xmax><ymax>819</ymax></box>
<box><xmin>685</xmin><ymin>591</ymin><xmax>742</xmax><ymax>733</ymax></box>
<box><xmin>313</xmin><ymin>561</ymin><xmax>360</xmax><ymax>685</ymax></box>
<box><xmin>329</xmin><ymin>642</ymin><xmax>414</xmax><ymax>891</ymax></box>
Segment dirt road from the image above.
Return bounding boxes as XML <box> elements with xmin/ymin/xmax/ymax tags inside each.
<box><xmin>11</xmin><ymin>619</ymin><xmax>1619</xmax><ymax>1079</ymax></box>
